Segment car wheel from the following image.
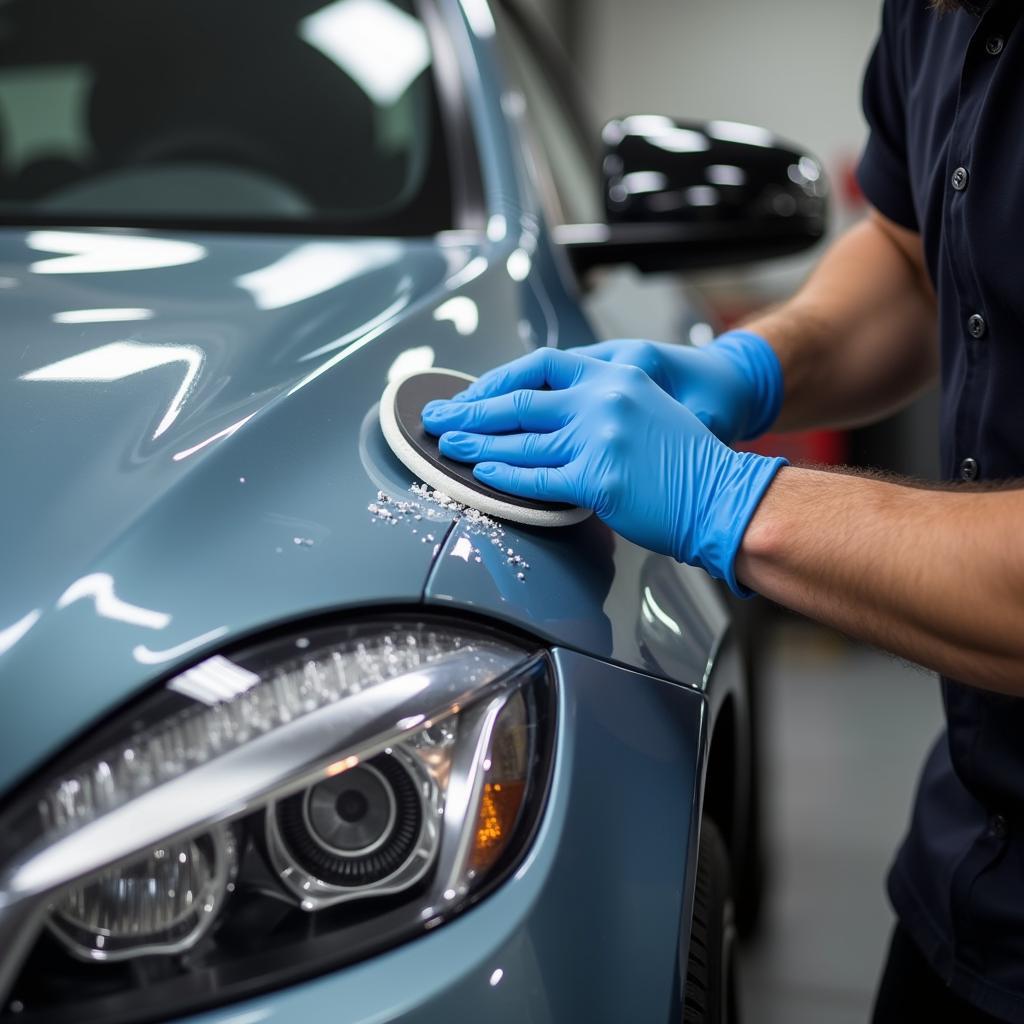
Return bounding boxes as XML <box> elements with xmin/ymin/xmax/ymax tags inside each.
<box><xmin>683</xmin><ymin>818</ymin><xmax>740</xmax><ymax>1024</ymax></box>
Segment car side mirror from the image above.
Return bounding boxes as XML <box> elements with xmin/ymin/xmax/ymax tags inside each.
<box><xmin>555</xmin><ymin>116</ymin><xmax>828</xmax><ymax>275</ymax></box>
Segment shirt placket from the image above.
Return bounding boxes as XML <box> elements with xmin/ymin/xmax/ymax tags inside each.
<box><xmin>941</xmin><ymin>2</ymin><xmax>1014</xmax><ymax>977</ymax></box>
<box><xmin>945</xmin><ymin>9</ymin><xmax>1012</xmax><ymax>484</ymax></box>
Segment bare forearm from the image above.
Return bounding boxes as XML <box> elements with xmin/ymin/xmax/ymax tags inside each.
<box><xmin>744</xmin><ymin>213</ymin><xmax>939</xmax><ymax>433</ymax></box>
<box><xmin>736</xmin><ymin>467</ymin><xmax>1024</xmax><ymax>693</ymax></box>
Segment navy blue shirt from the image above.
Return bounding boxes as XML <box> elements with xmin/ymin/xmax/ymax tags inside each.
<box><xmin>857</xmin><ymin>2</ymin><xmax>1024</xmax><ymax>1019</ymax></box>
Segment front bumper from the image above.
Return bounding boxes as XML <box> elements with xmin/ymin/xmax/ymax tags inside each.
<box><xmin>172</xmin><ymin>648</ymin><xmax>706</xmax><ymax>1024</ymax></box>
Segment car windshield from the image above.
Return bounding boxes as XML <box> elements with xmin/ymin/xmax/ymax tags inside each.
<box><xmin>0</xmin><ymin>0</ymin><xmax>453</xmax><ymax>234</ymax></box>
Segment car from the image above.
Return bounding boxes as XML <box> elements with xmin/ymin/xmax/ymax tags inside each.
<box><xmin>0</xmin><ymin>1</ymin><xmax>826</xmax><ymax>1022</ymax></box>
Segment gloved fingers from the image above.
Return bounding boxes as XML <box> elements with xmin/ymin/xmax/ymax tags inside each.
<box><xmin>443</xmin><ymin>347</ymin><xmax>585</xmax><ymax>403</ymax></box>
<box><xmin>422</xmin><ymin>387</ymin><xmax>572</xmax><ymax>435</ymax></box>
<box><xmin>439</xmin><ymin>429</ymin><xmax>571</xmax><ymax>467</ymax></box>
<box><xmin>568</xmin><ymin>338</ymin><xmax>672</xmax><ymax>388</ymax></box>
<box><xmin>472</xmin><ymin>461</ymin><xmax>580</xmax><ymax>505</ymax></box>
<box><xmin>565</xmin><ymin>339</ymin><xmax>628</xmax><ymax>361</ymax></box>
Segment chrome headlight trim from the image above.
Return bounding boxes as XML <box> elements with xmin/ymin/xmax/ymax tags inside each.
<box><xmin>265</xmin><ymin>745</ymin><xmax>443</xmax><ymax>911</ymax></box>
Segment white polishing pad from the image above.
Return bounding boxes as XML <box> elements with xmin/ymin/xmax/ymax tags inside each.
<box><xmin>379</xmin><ymin>367</ymin><xmax>591</xmax><ymax>528</ymax></box>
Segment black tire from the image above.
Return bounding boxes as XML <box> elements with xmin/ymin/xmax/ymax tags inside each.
<box><xmin>683</xmin><ymin>819</ymin><xmax>740</xmax><ymax>1024</ymax></box>
<box><xmin>734</xmin><ymin>660</ymin><xmax>767</xmax><ymax>939</ymax></box>
<box><xmin>724</xmin><ymin>588</ymin><xmax>771</xmax><ymax>938</ymax></box>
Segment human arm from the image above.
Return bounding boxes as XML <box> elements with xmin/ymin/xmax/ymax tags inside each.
<box><xmin>742</xmin><ymin>209</ymin><xmax>938</xmax><ymax>432</ymax></box>
<box><xmin>571</xmin><ymin>208</ymin><xmax>938</xmax><ymax>439</ymax></box>
<box><xmin>736</xmin><ymin>467</ymin><xmax>1024</xmax><ymax>693</ymax></box>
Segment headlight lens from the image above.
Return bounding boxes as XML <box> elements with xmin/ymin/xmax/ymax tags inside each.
<box><xmin>50</xmin><ymin>827</ymin><xmax>237</xmax><ymax>962</ymax></box>
<box><xmin>0</xmin><ymin>619</ymin><xmax>554</xmax><ymax>1023</ymax></box>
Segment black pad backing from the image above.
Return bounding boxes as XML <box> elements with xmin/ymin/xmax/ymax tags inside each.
<box><xmin>393</xmin><ymin>370</ymin><xmax>574</xmax><ymax>513</ymax></box>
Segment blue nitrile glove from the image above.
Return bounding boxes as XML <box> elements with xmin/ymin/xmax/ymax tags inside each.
<box><xmin>422</xmin><ymin>348</ymin><xmax>787</xmax><ymax>596</ymax></box>
<box><xmin>560</xmin><ymin>330</ymin><xmax>784</xmax><ymax>443</ymax></box>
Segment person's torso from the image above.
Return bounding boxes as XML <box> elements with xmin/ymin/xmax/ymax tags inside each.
<box><xmin>897</xmin><ymin>0</ymin><xmax>1024</xmax><ymax>812</ymax></box>
<box><xmin>901</xmin><ymin>1</ymin><xmax>1024</xmax><ymax>483</ymax></box>
<box><xmin>888</xmin><ymin>4</ymin><xmax>1024</xmax><ymax>1015</ymax></box>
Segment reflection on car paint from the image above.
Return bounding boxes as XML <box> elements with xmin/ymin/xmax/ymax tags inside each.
<box><xmin>52</xmin><ymin>308</ymin><xmax>155</xmax><ymax>324</ymax></box>
<box><xmin>303</xmin><ymin>294</ymin><xmax>412</xmax><ymax>362</ymax></box>
<box><xmin>443</xmin><ymin>255</ymin><xmax>487</xmax><ymax>291</ymax></box>
<box><xmin>26</xmin><ymin>231</ymin><xmax>207</xmax><ymax>274</ymax></box>
<box><xmin>387</xmin><ymin>345</ymin><xmax>437</xmax><ymax>381</ymax></box>
<box><xmin>172</xmin><ymin>413</ymin><xmax>259</xmax><ymax>462</ymax></box>
<box><xmin>432</xmin><ymin>297</ymin><xmax>479</xmax><ymax>336</ymax></box>
<box><xmin>132</xmin><ymin>626</ymin><xmax>231</xmax><ymax>666</ymax></box>
<box><xmin>0</xmin><ymin>610</ymin><xmax>42</xmax><ymax>659</ymax></box>
<box><xmin>56</xmin><ymin>572</ymin><xmax>171</xmax><ymax>631</ymax></box>
<box><xmin>21</xmin><ymin>340</ymin><xmax>205</xmax><ymax>439</ymax></box>
<box><xmin>235</xmin><ymin>241</ymin><xmax>403</xmax><ymax>313</ymax></box>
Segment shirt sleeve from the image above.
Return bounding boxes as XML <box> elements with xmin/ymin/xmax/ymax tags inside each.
<box><xmin>856</xmin><ymin>0</ymin><xmax>918</xmax><ymax>231</ymax></box>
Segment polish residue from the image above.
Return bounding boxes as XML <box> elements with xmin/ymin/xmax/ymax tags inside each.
<box><xmin>368</xmin><ymin>487</ymin><xmax>530</xmax><ymax>580</ymax></box>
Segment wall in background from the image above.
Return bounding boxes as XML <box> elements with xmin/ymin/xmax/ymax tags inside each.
<box><xmin>574</xmin><ymin>0</ymin><xmax>881</xmax><ymax>179</ymax></box>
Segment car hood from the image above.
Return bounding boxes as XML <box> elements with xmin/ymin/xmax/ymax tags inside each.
<box><xmin>0</xmin><ymin>226</ymin><xmax>515</xmax><ymax>792</ymax></box>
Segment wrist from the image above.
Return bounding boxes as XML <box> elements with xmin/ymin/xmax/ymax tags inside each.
<box><xmin>736</xmin><ymin>464</ymin><xmax>789</xmax><ymax>563</ymax></box>
<box><xmin>685</xmin><ymin>449</ymin><xmax>788</xmax><ymax>598</ymax></box>
<box><xmin>735</xmin><ymin>467</ymin><xmax>830</xmax><ymax>598</ymax></box>
<box><xmin>711</xmin><ymin>330</ymin><xmax>785</xmax><ymax>440</ymax></box>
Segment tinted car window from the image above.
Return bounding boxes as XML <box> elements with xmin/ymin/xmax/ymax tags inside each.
<box><xmin>0</xmin><ymin>0</ymin><xmax>453</xmax><ymax>234</ymax></box>
<box><xmin>493</xmin><ymin>6</ymin><xmax>602</xmax><ymax>226</ymax></box>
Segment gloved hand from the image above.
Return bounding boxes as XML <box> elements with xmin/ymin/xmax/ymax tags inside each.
<box><xmin>556</xmin><ymin>330</ymin><xmax>784</xmax><ymax>443</ymax></box>
<box><xmin>422</xmin><ymin>348</ymin><xmax>787</xmax><ymax>596</ymax></box>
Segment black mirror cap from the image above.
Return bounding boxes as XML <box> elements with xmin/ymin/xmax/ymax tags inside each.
<box><xmin>602</xmin><ymin>116</ymin><xmax>827</xmax><ymax>227</ymax></box>
<box><xmin>559</xmin><ymin>116</ymin><xmax>828</xmax><ymax>275</ymax></box>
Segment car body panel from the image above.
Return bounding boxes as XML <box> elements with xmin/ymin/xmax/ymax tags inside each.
<box><xmin>426</xmin><ymin>516</ymin><xmax>729</xmax><ymax>690</ymax></box>
<box><xmin>172</xmin><ymin>649</ymin><xmax>705</xmax><ymax>1024</ymax></box>
<box><xmin>0</xmin><ymin>226</ymin><xmax>480</xmax><ymax>792</ymax></box>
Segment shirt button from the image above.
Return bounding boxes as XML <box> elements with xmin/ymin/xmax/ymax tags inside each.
<box><xmin>952</xmin><ymin>166</ymin><xmax>970</xmax><ymax>191</ymax></box>
<box><xmin>960</xmin><ymin>457</ymin><xmax>979</xmax><ymax>481</ymax></box>
<box><xmin>967</xmin><ymin>313</ymin><xmax>987</xmax><ymax>339</ymax></box>
<box><xmin>985</xmin><ymin>36</ymin><xmax>1005</xmax><ymax>56</ymax></box>
<box><xmin>991</xmin><ymin>814</ymin><xmax>1009</xmax><ymax>839</ymax></box>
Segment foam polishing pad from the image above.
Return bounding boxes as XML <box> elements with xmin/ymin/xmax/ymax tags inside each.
<box><xmin>379</xmin><ymin>368</ymin><xmax>591</xmax><ymax>527</ymax></box>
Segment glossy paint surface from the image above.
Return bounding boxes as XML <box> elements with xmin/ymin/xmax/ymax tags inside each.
<box><xmin>0</xmin><ymin>214</ymin><xmax>589</xmax><ymax>791</ymax></box>
<box><xmin>426</xmin><ymin>515</ymin><xmax>728</xmax><ymax>689</ymax></box>
<box><xmin>174</xmin><ymin>649</ymin><xmax>705</xmax><ymax>1024</ymax></box>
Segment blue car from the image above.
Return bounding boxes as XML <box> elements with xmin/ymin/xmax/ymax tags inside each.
<box><xmin>0</xmin><ymin>2</ymin><xmax>825</xmax><ymax>1022</ymax></box>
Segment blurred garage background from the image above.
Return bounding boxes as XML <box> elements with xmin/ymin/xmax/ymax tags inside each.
<box><xmin>520</xmin><ymin>2</ymin><xmax>944</xmax><ymax>1022</ymax></box>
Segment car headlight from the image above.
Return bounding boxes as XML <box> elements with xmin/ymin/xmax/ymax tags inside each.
<box><xmin>0</xmin><ymin>619</ymin><xmax>554</xmax><ymax>1022</ymax></box>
